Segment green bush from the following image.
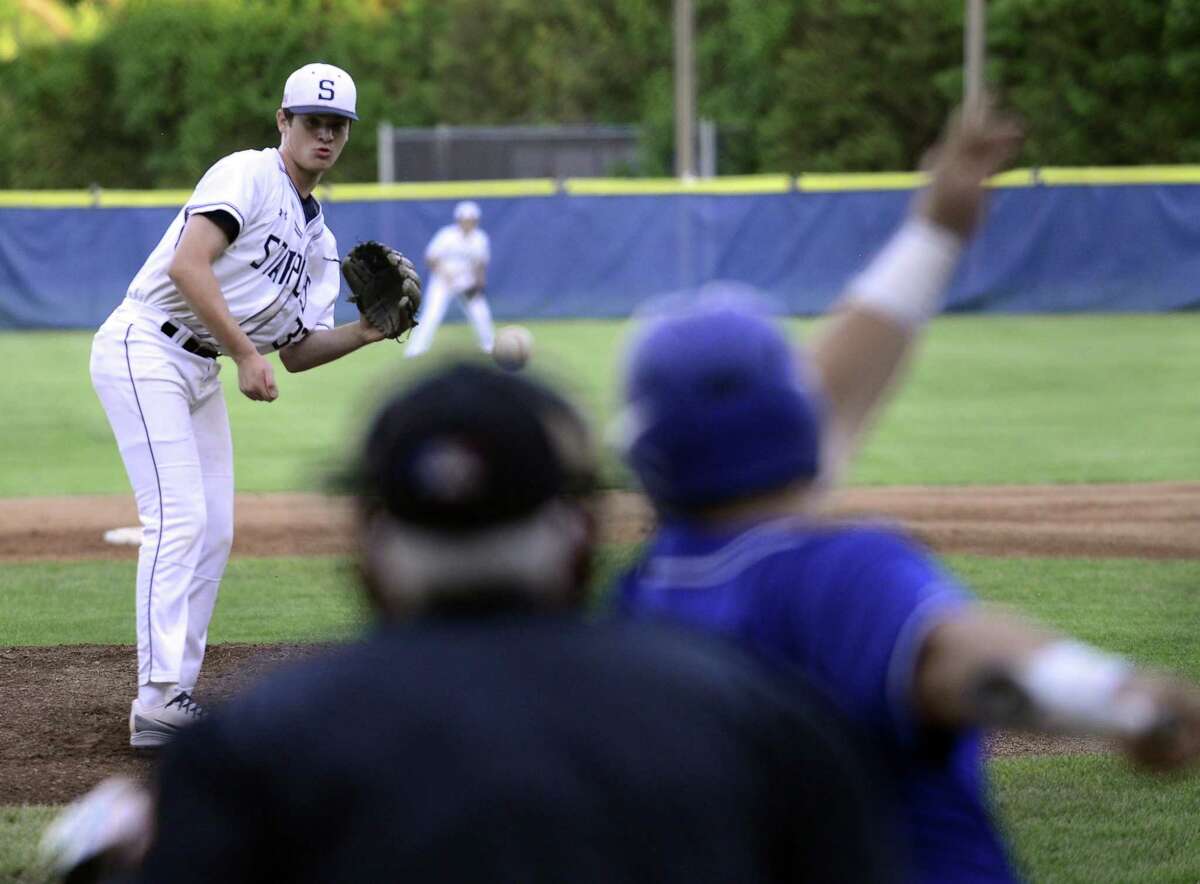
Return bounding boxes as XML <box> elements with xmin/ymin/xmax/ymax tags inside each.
<box><xmin>0</xmin><ymin>0</ymin><xmax>441</xmax><ymax>187</ymax></box>
<box><xmin>991</xmin><ymin>0</ymin><xmax>1191</xmax><ymax>166</ymax></box>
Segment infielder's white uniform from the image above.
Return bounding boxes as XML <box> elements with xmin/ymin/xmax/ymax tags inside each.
<box><xmin>404</xmin><ymin>220</ymin><xmax>492</xmax><ymax>356</ymax></box>
<box><xmin>89</xmin><ymin>147</ymin><xmax>340</xmax><ymax>699</ymax></box>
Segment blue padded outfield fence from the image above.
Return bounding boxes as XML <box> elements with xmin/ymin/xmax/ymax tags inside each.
<box><xmin>2</xmin><ymin>167</ymin><xmax>1199</xmax><ymax>329</ymax></box>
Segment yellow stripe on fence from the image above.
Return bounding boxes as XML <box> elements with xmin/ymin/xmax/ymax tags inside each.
<box><xmin>1035</xmin><ymin>166</ymin><xmax>1200</xmax><ymax>185</ymax></box>
<box><xmin>96</xmin><ymin>190</ymin><xmax>192</xmax><ymax>207</ymax></box>
<box><xmin>565</xmin><ymin>175</ymin><xmax>792</xmax><ymax>195</ymax></box>
<box><xmin>0</xmin><ymin>191</ymin><xmax>95</xmax><ymax>207</ymax></box>
<box><xmin>3</xmin><ymin>166</ymin><xmax>1200</xmax><ymax>207</ymax></box>
<box><xmin>0</xmin><ymin>189</ymin><xmax>192</xmax><ymax>208</ymax></box>
<box><xmin>319</xmin><ymin>179</ymin><xmax>559</xmax><ymax>201</ymax></box>
<box><xmin>988</xmin><ymin>169</ymin><xmax>1037</xmax><ymax>188</ymax></box>
<box><xmin>797</xmin><ymin>172</ymin><xmax>925</xmax><ymax>191</ymax></box>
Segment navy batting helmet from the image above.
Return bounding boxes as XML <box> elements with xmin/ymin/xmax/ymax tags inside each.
<box><xmin>615</xmin><ymin>287</ymin><xmax>824</xmax><ymax>511</ymax></box>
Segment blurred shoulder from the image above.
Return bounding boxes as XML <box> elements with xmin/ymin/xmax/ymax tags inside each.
<box><xmin>642</xmin><ymin>516</ymin><xmax>936</xmax><ymax>574</ymax></box>
<box><xmin>202</xmin><ymin>147</ymin><xmax>279</xmax><ymax>181</ymax></box>
<box><xmin>803</xmin><ymin>518</ymin><xmax>936</xmax><ymax>563</ymax></box>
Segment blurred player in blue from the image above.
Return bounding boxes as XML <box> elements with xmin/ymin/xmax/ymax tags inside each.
<box><xmin>614</xmin><ymin>105</ymin><xmax>1200</xmax><ymax>883</ymax></box>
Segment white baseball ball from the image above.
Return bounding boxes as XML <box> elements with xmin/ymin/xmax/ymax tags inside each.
<box><xmin>492</xmin><ymin>325</ymin><xmax>534</xmax><ymax>371</ymax></box>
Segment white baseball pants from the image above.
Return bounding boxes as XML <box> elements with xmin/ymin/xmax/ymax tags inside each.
<box><xmin>89</xmin><ymin>300</ymin><xmax>234</xmax><ymax>696</ymax></box>
<box><xmin>404</xmin><ymin>274</ymin><xmax>495</xmax><ymax>357</ymax></box>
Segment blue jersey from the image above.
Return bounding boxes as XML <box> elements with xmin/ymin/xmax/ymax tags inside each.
<box><xmin>617</xmin><ymin>517</ymin><xmax>1018</xmax><ymax>884</ymax></box>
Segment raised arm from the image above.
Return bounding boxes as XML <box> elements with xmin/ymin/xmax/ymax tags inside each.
<box><xmin>809</xmin><ymin>106</ymin><xmax>1023</xmax><ymax>480</ymax></box>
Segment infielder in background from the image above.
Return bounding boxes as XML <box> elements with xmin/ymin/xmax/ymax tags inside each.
<box><xmin>614</xmin><ymin>105</ymin><xmax>1200</xmax><ymax>883</ymax></box>
<box><xmin>88</xmin><ymin>62</ymin><xmax>418</xmax><ymax>749</ymax></box>
<box><xmin>42</xmin><ymin>363</ymin><xmax>898</xmax><ymax>884</ymax></box>
<box><xmin>404</xmin><ymin>200</ymin><xmax>494</xmax><ymax>357</ymax></box>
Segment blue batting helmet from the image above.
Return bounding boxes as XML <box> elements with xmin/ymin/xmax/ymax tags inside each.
<box><xmin>615</xmin><ymin>287</ymin><xmax>824</xmax><ymax>511</ymax></box>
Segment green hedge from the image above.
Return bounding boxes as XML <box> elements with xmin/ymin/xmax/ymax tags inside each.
<box><xmin>2</xmin><ymin>0</ymin><xmax>1199</xmax><ymax>187</ymax></box>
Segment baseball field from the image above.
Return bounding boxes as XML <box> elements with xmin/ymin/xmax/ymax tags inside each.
<box><xmin>2</xmin><ymin>313</ymin><xmax>1199</xmax><ymax>882</ymax></box>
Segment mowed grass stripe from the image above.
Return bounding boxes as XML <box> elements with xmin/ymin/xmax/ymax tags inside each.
<box><xmin>2</xmin><ymin>313</ymin><xmax>1199</xmax><ymax>497</ymax></box>
<box><xmin>1</xmin><ymin>552</ymin><xmax>1197</xmax><ymax>679</ymax></box>
<box><xmin>993</xmin><ymin>755</ymin><xmax>1200</xmax><ymax>884</ymax></box>
<box><xmin>1</xmin><ymin>806</ymin><xmax>56</xmax><ymax>883</ymax></box>
<box><xmin>0</xmin><ymin>546</ymin><xmax>643</xmax><ymax>647</ymax></box>
<box><xmin>0</xmin><ymin>557</ymin><xmax>365</xmax><ymax>647</ymax></box>
<box><xmin>953</xmin><ymin>556</ymin><xmax>1200</xmax><ymax>677</ymax></box>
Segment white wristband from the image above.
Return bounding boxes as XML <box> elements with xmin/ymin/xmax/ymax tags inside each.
<box><xmin>844</xmin><ymin>216</ymin><xmax>964</xmax><ymax>329</ymax></box>
<box><xmin>1020</xmin><ymin>641</ymin><xmax>1156</xmax><ymax>736</ymax></box>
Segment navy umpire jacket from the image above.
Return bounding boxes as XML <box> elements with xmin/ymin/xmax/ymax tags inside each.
<box><xmin>133</xmin><ymin>615</ymin><xmax>899</xmax><ymax>883</ymax></box>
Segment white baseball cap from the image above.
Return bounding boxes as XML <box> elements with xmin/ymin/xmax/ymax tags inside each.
<box><xmin>282</xmin><ymin>62</ymin><xmax>358</xmax><ymax>121</ymax></box>
<box><xmin>454</xmin><ymin>201</ymin><xmax>481</xmax><ymax>221</ymax></box>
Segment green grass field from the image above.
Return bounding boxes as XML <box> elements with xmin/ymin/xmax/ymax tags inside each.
<box><xmin>2</xmin><ymin>315</ymin><xmax>1198</xmax><ymax>882</ymax></box>
<box><xmin>2</xmin><ymin>313</ymin><xmax>1198</xmax><ymax>496</ymax></box>
<box><xmin>3</xmin><ymin>553</ymin><xmax>1198</xmax><ymax>673</ymax></box>
<box><xmin>994</xmin><ymin>756</ymin><xmax>1200</xmax><ymax>883</ymax></box>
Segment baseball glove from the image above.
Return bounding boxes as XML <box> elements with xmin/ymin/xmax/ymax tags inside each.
<box><xmin>342</xmin><ymin>241</ymin><xmax>422</xmax><ymax>340</ymax></box>
<box><xmin>462</xmin><ymin>284</ymin><xmax>485</xmax><ymax>300</ymax></box>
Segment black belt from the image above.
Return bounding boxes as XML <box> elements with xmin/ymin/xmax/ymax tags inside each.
<box><xmin>161</xmin><ymin>321</ymin><xmax>219</xmax><ymax>359</ymax></box>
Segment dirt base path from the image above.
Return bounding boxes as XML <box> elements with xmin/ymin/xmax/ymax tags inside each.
<box><xmin>3</xmin><ymin>482</ymin><xmax>1200</xmax><ymax>562</ymax></box>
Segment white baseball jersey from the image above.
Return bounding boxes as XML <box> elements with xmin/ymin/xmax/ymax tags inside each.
<box><xmin>127</xmin><ymin>148</ymin><xmax>340</xmax><ymax>354</ymax></box>
<box><xmin>425</xmin><ymin>224</ymin><xmax>490</xmax><ymax>293</ymax></box>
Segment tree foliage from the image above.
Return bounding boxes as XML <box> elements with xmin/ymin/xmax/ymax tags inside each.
<box><xmin>991</xmin><ymin>0</ymin><xmax>1190</xmax><ymax>166</ymax></box>
<box><xmin>1</xmin><ymin>0</ymin><xmax>1199</xmax><ymax>187</ymax></box>
<box><xmin>0</xmin><ymin>0</ymin><xmax>439</xmax><ymax>186</ymax></box>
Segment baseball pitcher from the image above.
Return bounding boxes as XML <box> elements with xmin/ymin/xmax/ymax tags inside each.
<box><xmin>88</xmin><ymin>62</ymin><xmax>420</xmax><ymax>749</ymax></box>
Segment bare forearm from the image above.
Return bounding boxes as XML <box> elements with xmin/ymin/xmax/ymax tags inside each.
<box><xmin>915</xmin><ymin>611</ymin><xmax>1056</xmax><ymax>729</ymax></box>
<box><xmin>280</xmin><ymin>322</ymin><xmax>377</xmax><ymax>372</ymax></box>
<box><xmin>810</xmin><ymin>106</ymin><xmax>1021</xmax><ymax>481</ymax></box>
<box><xmin>169</xmin><ymin>263</ymin><xmax>256</xmax><ymax>359</ymax></box>
<box><xmin>809</xmin><ymin>307</ymin><xmax>915</xmax><ymax>472</ymax></box>
<box><xmin>808</xmin><ymin>215</ymin><xmax>964</xmax><ymax>479</ymax></box>
<box><xmin>918</xmin><ymin>612</ymin><xmax>1200</xmax><ymax>770</ymax></box>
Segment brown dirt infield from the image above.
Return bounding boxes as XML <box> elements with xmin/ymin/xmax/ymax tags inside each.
<box><xmin>0</xmin><ymin>644</ymin><xmax>324</xmax><ymax>805</ymax></box>
<box><xmin>3</xmin><ymin>483</ymin><xmax>1200</xmax><ymax>563</ymax></box>
<box><xmin>2</xmin><ymin>483</ymin><xmax>1196</xmax><ymax>804</ymax></box>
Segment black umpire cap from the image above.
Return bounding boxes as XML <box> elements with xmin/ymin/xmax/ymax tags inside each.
<box><xmin>353</xmin><ymin>363</ymin><xmax>595</xmax><ymax>534</ymax></box>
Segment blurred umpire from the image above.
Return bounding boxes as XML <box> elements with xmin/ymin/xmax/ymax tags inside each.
<box><xmin>43</xmin><ymin>362</ymin><xmax>900</xmax><ymax>884</ymax></box>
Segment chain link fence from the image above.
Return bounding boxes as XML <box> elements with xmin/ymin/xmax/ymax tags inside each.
<box><xmin>377</xmin><ymin>124</ymin><xmax>642</xmax><ymax>182</ymax></box>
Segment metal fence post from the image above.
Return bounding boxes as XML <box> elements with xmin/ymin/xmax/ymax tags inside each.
<box><xmin>377</xmin><ymin>122</ymin><xmax>395</xmax><ymax>184</ymax></box>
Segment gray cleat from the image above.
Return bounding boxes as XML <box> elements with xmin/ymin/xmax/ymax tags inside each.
<box><xmin>129</xmin><ymin>691</ymin><xmax>206</xmax><ymax>749</ymax></box>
